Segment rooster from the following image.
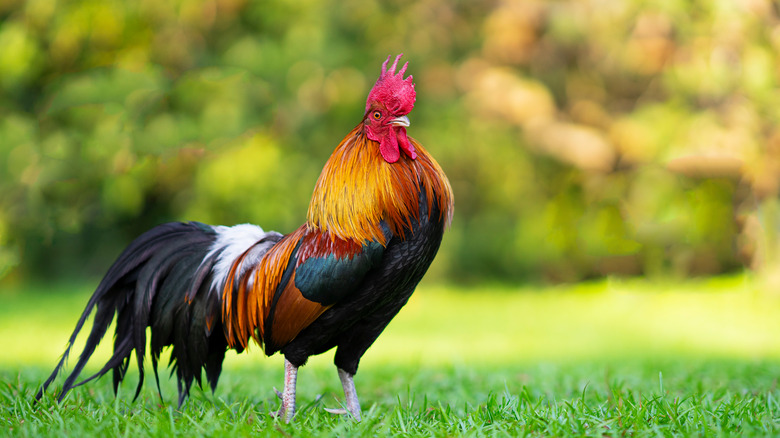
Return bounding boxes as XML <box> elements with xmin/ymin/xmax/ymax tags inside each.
<box><xmin>36</xmin><ymin>54</ymin><xmax>454</xmax><ymax>422</ymax></box>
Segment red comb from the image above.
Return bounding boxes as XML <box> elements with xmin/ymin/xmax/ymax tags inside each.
<box><xmin>366</xmin><ymin>54</ymin><xmax>416</xmax><ymax>116</ymax></box>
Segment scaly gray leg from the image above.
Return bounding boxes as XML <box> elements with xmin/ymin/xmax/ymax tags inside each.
<box><xmin>272</xmin><ymin>359</ymin><xmax>298</xmax><ymax>423</ymax></box>
<box><xmin>325</xmin><ymin>368</ymin><xmax>362</xmax><ymax>421</ymax></box>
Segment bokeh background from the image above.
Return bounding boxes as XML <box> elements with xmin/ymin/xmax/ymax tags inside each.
<box><xmin>1</xmin><ymin>0</ymin><xmax>780</xmax><ymax>287</ymax></box>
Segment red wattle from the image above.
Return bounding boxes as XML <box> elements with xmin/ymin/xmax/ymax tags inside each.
<box><xmin>396</xmin><ymin>127</ymin><xmax>417</xmax><ymax>160</ymax></box>
<box><xmin>379</xmin><ymin>133</ymin><xmax>400</xmax><ymax>163</ymax></box>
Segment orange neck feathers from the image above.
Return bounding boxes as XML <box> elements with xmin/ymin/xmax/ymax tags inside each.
<box><xmin>306</xmin><ymin>125</ymin><xmax>453</xmax><ymax>245</ymax></box>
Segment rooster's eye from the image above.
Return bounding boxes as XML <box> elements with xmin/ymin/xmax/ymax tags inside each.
<box><xmin>372</xmin><ymin>111</ymin><xmax>382</xmax><ymax>120</ymax></box>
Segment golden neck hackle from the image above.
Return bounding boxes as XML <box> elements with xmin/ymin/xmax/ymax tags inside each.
<box><xmin>306</xmin><ymin>125</ymin><xmax>453</xmax><ymax>245</ymax></box>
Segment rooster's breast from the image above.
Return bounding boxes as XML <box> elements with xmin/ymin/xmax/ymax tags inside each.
<box><xmin>279</xmin><ymin>187</ymin><xmax>447</xmax><ymax>371</ymax></box>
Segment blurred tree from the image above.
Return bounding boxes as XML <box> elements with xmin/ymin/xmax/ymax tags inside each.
<box><xmin>0</xmin><ymin>0</ymin><xmax>776</xmax><ymax>284</ymax></box>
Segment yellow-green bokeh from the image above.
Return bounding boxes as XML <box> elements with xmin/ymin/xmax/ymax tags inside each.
<box><xmin>1</xmin><ymin>0</ymin><xmax>779</xmax><ymax>284</ymax></box>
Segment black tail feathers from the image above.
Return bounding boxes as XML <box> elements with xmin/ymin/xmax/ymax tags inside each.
<box><xmin>35</xmin><ymin>221</ymin><xmax>245</xmax><ymax>405</ymax></box>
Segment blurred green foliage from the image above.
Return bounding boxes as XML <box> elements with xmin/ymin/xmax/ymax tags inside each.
<box><xmin>1</xmin><ymin>0</ymin><xmax>778</xmax><ymax>283</ymax></box>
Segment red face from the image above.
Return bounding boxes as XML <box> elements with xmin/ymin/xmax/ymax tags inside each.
<box><xmin>364</xmin><ymin>106</ymin><xmax>416</xmax><ymax>163</ymax></box>
<box><xmin>364</xmin><ymin>55</ymin><xmax>417</xmax><ymax>163</ymax></box>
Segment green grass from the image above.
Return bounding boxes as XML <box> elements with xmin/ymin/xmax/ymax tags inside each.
<box><xmin>5</xmin><ymin>361</ymin><xmax>780</xmax><ymax>436</ymax></box>
<box><xmin>2</xmin><ymin>275</ymin><xmax>780</xmax><ymax>436</ymax></box>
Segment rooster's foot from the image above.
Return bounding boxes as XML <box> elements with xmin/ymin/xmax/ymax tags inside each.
<box><xmin>325</xmin><ymin>368</ymin><xmax>362</xmax><ymax>421</ymax></box>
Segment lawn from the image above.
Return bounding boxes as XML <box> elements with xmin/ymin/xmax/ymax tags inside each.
<box><xmin>2</xmin><ymin>275</ymin><xmax>780</xmax><ymax>436</ymax></box>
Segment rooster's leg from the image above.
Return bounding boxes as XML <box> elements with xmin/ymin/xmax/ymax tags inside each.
<box><xmin>324</xmin><ymin>368</ymin><xmax>362</xmax><ymax>421</ymax></box>
<box><xmin>272</xmin><ymin>359</ymin><xmax>298</xmax><ymax>423</ymax></box>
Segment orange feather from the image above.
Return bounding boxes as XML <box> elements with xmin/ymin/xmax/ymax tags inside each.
<box><xmin>307</xmin><ymin>126</ymin><xmax>453</xmax><ymax>244</ymax></box>
<box><xmin>268</xmin><ymin>272</ymin><xmax>332</xmax><ymax>347</ymax></box>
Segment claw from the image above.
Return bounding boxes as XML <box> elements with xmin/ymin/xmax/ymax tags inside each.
<box><xmin>324</xmin><ymin>407</ymin><xmax>348</xmax><ymax>415</ymax></box>
<box><xmin>270</xmin><ymin>408</ymin><xmax>286</xmax><ymax>420</ymax></box>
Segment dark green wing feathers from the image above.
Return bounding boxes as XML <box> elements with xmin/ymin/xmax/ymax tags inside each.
<box><xmin>261</xmin><ymin>229</ymin><xmax>386</xmax><ymax>352</ymax></box>
<box><xmin>294</xmin><ymin>238</ymin><xmax>385</xmax><ymax>306</ymax></box>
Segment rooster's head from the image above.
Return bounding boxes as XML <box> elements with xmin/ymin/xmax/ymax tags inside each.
<box><xmin>364</xmin><ymin>54</ymin><xmax>417</xmax><ymax>163</ymax></box>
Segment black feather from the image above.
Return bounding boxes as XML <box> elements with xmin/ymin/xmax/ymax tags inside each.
<box><xmin>34</xmin><ymin>221</ymin><xmax>271</xmax><ymax>406</ymax></box>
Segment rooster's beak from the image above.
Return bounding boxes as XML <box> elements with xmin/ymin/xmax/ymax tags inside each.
<box><xmin>390</xmin><ymin>116</ymin><xmax>410</xmax><ymax>127</ymax></box>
